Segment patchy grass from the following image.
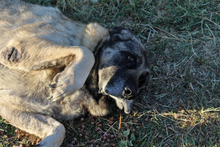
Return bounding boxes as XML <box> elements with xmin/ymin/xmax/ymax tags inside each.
<box><xmin>1</xmin><ymin>0</ymin><xmax>220</xmax><ymax>146</ymax></box>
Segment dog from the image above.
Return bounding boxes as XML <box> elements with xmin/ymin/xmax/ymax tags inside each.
<box><xmin>0</xmin><ymin>0</ymin><xmax>150</xmax><ymax>146</ymax></box>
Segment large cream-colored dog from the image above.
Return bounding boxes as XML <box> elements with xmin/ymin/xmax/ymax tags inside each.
<box><xmin>0</xmin><ymin>0</ymin><xmax>150</xmax><ymax>146</ymax></box>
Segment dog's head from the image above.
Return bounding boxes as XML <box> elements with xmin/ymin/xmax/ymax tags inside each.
<box><xmin>86</xmin><ymin>27</ymin><xmax>150</xmax><ymax>114</ymax></box>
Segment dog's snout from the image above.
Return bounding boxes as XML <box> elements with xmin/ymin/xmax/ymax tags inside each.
<box><xmin>123</xmin><ymin>86</ymin><xmax>137</xmax><ymax>99</ymax></box>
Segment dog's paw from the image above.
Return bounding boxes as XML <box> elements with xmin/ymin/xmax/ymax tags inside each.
<box><xmin>47</xmin><ymin>81</ymin><xmax>70</xmax><ymax>103</ymax></box>
<box><xmin>35</xmin><ymin>140</ymin><xmax>60</xmax><ymax>147</ymax></box>
<box><xmin>47</xmin><ymin>83</ymin><xmax>74</xmax><ymax>102</ymax></box>
<box><xmin>48</xmin><ymin>71</ymin><xmax>84</xmax><ymax>102</ymax></box>
<box><xmin>35</xmin><ymin>126</ymin><xmax>65</xmax><ymax>147</ymax></box>
<box><xmin>47</xmin><ymin>72</ymin><xmax>68</xmax><ymax>102</ymax></box>
<box><xmin>47</xmin><ymin>94</ymin><xmax>63</xmax><ymax>103</ymax></box>
<box><xmin>47</xmin><ymin>83</ymin><xmax>62</xmax><ymax>102</ymax></box>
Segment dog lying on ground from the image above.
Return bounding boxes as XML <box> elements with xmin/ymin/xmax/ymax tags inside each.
<box><xmin>0</xmin><ymin>0</ymin><xmax>150</xmax><ymax>146</ymax></box>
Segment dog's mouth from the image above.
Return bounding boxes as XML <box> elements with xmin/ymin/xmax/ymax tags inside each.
<box><xmin>99</xmin><ymin>87</ymin><xmax>134</xmax><ymax>114</ymax></box>
<box><xmin>109</xmin><ymin>95</ymin><xmax>133</xmax><ymax>114</ymax></box>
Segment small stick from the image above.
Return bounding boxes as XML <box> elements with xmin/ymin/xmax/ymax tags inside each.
<box><xmin>118</xmin><ymin>111</ymin><xmax>122</xmax><ymax>132</ymax></box>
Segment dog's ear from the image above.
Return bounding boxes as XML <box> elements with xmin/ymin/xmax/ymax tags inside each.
<box><xmin>109</xmin><ymin>27</ymin><xmax>134</xmax><ymax>41</ymax></box>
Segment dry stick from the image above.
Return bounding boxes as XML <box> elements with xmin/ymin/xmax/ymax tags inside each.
<box><xmin>68</xmin><ymin>122</ymin><xmax>79</xmax><ymax>134</ymax></box>
<box><xmin>152</xmin><ymin>26</ymin><xmax>186</xmax><ymax>42</ymax></box>
<box><xmin>21</xmin><ymin>72</ymin><xmax>28</xmax><ymax>77</ymax></box>
<box><xmin>95</xmin><ymin>120</ymin><xmax>120</xmax><ymax>142</ymax></box>
<box><xmin>158</xmin><ymin>134</ymin><xmax>174</xmax><ymax>147</ymax></box>
<box><xmin>150</xmin><ymin>129</ymin><xmax>157</xmax><ymax>146</ymax></box>
<box><xmin>170</xmin><ymin>54</ymin><xmax>194</xmax><ymax>76</ymax></box>
<box><xmin>186</xmin><ymin>118</ymin><xmax>204</xmax><ymax>135</ymax></box>
<box><xmin>97</xmin><ymin>119</ymin><xmax>124</xmax><ymax>142</ymax></box>
<box><xmin>118</xmin><ymin>111</ymin><xmax>122</xmax><ymax>132</ymax></box>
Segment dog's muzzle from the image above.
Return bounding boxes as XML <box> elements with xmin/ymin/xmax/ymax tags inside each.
<box><xmin>110</xmin><ymin>95</ymin><xmax>133</xmax><ymax>114</ymax></box>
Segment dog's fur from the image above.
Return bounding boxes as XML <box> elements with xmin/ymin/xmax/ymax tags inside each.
<box><xmin>0</xmin><ymin>0</ymin><xmax>150</xmax><ymax>146</ymax></box>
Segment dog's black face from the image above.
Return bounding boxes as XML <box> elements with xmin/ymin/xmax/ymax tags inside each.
<box><xmin>97</xmin><ymin>27</ymin><xmax>150</xmax><ymax>114</ymax></box>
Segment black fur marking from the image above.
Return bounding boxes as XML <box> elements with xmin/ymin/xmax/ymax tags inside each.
<box><xmin>84</xmin><ymin>40</ymin><xmax>103</xmax><ymax>102</ymax></box>
<box><xmin>4</xmin><ymin>47</ymin><xmax>21</xmax><ymax>62</ymax></box>
<box><xmin>109</xmin><ymin>27</ymin><xmax>129</xmax><ymax>43</ymax></box>
<box><xmin>107</xmin><ymin>27</ymin><xmax>136</xmax><ymax>49</ymax></box>
<box><xmin>109</xmin><ymin>27</ymin><xmax>126</xmax><ymax>36</ymax></box>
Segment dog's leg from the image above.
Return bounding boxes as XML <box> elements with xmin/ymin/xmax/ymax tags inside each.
<box><xmin>46</xmin><ymin>45</ymin><xmax>95</xmax><ymax>102</ymax></box>
<box><xmin>0</xmin><ymin>37</ymin><xmax>95</xmax><ymax>102</ymax></box>
<box><xmin>0</xmin><ymin>37</ymin><xmax>94</xmax><ymax>72</ymax></box>
<box><xmin>0</xmin><ymin>104</ymin><xmax>65</xmax><ymax>147</ymax></box>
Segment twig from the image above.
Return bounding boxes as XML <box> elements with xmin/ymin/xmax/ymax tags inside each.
<box><xmin>152</xmin><ymin>26</ymin><xmax>186</xmax><ymax>42</ymax></box>
<box><xmin>186</xmin><ymin>119</ymin><xmax>204</xmax><ymax>135</ymax></box>
<box><xmin>118</xmin><ymin>111</ymin><xmax>122</xmax><ymax>132</ymax></box>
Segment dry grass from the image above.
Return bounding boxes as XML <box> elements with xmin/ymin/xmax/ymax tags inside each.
<box><xmin>0</xmin><ymin>0</ymin><xmax>219</xmax><ymax>146</ymax></box>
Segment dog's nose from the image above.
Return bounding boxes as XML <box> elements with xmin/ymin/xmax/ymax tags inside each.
<box><xmin>123</xmin><ymin>86</ymin><xmax>137</xmax><ymax>99</ymax></box>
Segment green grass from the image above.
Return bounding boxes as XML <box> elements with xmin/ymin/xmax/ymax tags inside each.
<box><xmin>1</xmin><ymin>0</ymin><xmax>220</xmax><ymax>146</ymax></box>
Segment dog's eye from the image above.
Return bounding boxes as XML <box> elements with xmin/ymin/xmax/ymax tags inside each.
<box><xmin>127</xmin><ymin>55</ymin><xmax>134</xmax><ymax>62</ymax></box>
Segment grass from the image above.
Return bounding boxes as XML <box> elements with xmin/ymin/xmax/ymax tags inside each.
<box><xmin>0</xmin><ymin>0</ymin><xmax>219</xmax><ymax>146</ymax></box>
